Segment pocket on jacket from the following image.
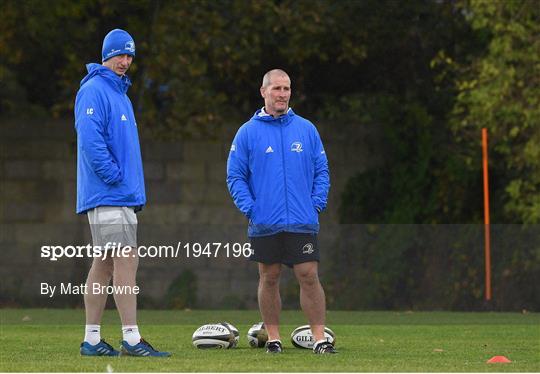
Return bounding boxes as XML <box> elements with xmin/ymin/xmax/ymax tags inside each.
<box><xmin>249</xmin><ymin>201</ymin><xmax>261</xmax><ymax>224</ymax></box>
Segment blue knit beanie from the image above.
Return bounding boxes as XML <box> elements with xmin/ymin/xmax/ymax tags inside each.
<box><xmin>102</xmin><ymin>29</ymin><xmax>136</xmax><ymax>62</ymax></box>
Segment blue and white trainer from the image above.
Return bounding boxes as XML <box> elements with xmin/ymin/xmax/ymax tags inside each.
<box><xmin>120</xmin><ymin>338</ymin><xmax>171</xmax><ymax>357</ymax></box>
<box><xmin>80</xmin><ymin>339</ymin><xmax>120</xmax><ymax>356</ymax></box>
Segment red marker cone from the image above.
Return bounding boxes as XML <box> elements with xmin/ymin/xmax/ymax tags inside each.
<box><xmin>487</xmin><ymin>356</ymin><xmax>512</xmax><ymax>364</ymax></box>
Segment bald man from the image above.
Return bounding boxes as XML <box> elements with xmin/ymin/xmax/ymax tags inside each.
<box><xmin>227</xmin><ymin>69</ymin><xmax>336</xmax><ymax>354</ymax></box>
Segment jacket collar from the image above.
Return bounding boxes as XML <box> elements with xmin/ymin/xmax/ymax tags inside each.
<box><xmin>253</xmin><ymin>107</ymin><xmax>295</xmax><ymax>124</ymax></box>
<box><xmin>81</xmin><ymin>63</ymin><xmax>132</xmax><ymax>94</ymax></box>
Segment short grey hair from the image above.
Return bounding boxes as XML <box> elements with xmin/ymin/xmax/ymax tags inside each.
<box><xmin>262</xmin><ymin>69</ymin><xmax>290</xmax><ymax>88</ymax></box>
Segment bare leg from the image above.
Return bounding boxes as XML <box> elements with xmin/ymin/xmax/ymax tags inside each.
<box><xmin>258</xmin><ymin>263</ymin><xmax>282</xmax><ymax>341</ymax></box>
<box><xmin>85</xmin><ymin>255</ymin><xmax>114</xmax><ymax>324</ymax></box>
<box><xmin>112</xmin><ymin>247</ymin><xmax>139</xmax><ymax>326</ymax></box>
<box><xmin>294</xmin><ymin>261</ymin><xmax>326</xmax><ymax>341</ymax></box>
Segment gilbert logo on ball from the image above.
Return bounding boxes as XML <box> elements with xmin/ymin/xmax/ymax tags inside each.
<box><xmin>290</xmin><ymin>325</ymin><xmax>336</xmax><ymax>349</ymax></box>
<box><xmin>192</xmin><ymin>323</ymin><xmax>235</xmax><ymax>349</ymax></box>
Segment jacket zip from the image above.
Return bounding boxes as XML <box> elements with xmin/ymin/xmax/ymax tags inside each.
<box><xmin>279</xmin><ymin>121</ymin><xmax>290</xmax><ymax>228</ymax></box>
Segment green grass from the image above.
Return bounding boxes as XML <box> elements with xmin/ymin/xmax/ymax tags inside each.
<box><xmin>1</xmin><ymin>309</ymin><xmax>539</xmax><ymax>372</ymax></box>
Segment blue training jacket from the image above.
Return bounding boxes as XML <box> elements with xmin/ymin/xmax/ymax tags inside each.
<box><xmin>227</xmin><ymin>108</ymin><xmax>330</xmax><ymax>237</ymax></box>
<box><xmin>74</xmin><ymin>63</ymin><xmax>146</xmax><ymax>214</ymax></box>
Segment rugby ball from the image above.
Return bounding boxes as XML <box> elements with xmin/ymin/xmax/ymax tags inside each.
<box><xmin>290</xmin><ymin>325</ymin><xmax>336</xmax><ymax>349</ymax></box>
<box><xmin>192</xmin><ymin>323</ymin><xmax>235</xmax><ymax>349</ymax></box>
<box><xmin>220</xmin><ymin>322</ymin><xmax>239</xmax><ymax>347</ymax></box>
<box><xmin>247</xmin><ymin>322</ymin><xmax>268</xmax><ymax>348</ymax></box>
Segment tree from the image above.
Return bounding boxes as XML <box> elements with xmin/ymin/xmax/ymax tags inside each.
<box><xmin>0</xmin><ymin>0</ymin><xmax>154</xmax><ymax>118</ymax></box>
<box><xmin>451</xmin><ymin>0</ymin><xmax>540</xmax><ymax>224</ymax></box>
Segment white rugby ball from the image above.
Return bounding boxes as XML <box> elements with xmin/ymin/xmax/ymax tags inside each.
<box><xmin>290</xmin><ymin>325</ymin><xmax>336</xmax><ymax>349</ymax></box>
<box><xmin>220</xmin><ymin>322</ymin><xmax>239</xmax><ymax>347</ymax></box>
<box><xmin>192</xmin><ymin>323</ymin><xmax>235</xmax><ymax>349</ymax></box>
<box><xmin>247</xmin><ymin>322</ymin><xmax>268</xmax><ymax>348</ymax></box>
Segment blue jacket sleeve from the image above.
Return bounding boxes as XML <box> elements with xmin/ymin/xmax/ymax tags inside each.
<box><xmin>311</xmin><ymin>127</ymin><xmax>330</xmax><ymax>212</ymax></box>
<box><xmin>75</xmin><ymin>87</ymin><xmax>123</xmax><ymax>185</ymax></box>
<box><xmin>226</xmin><ymin>126</ymin><xmax>255</xmax><ymax>218</ymax></box>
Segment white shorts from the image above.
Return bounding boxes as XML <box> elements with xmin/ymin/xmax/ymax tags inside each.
<box><xmin>87</xmin><ymin>206</ymin><xmax>138</xmax><ymax>249</ymax></box>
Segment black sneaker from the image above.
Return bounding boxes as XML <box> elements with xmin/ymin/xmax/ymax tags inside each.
<box><xmin>266</xmin><ymin>340</ymin><xmax>283</xmax><ymax>354</ymax></box>
<box><xmin>313</xmin><ymin>341</ymin><xmax>337</xmax><ymax>354</ymax></box>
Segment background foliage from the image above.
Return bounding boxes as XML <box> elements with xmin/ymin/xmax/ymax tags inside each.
<box><xmin>1</xmin><ymin>0</ymin><xmax>538</xmax><ymax>310</ymax></box>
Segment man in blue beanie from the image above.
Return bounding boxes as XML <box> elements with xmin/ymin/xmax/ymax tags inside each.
<box><xmin>74</xmin><ymin>29</ymin><xmax>170</xmax><ymax>357</ymax></box>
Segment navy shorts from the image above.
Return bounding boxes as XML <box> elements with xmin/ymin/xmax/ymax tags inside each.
<box><xmin>249</xmin><ymin>232</ymin><xmax>319</xmax><ymax>267</ymax></box>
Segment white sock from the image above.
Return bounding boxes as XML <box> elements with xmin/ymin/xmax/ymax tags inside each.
<box><xmin>122</xmin><ymin>325</ymin><xmax>141</xmax><ymax>346</ymax></box>
<box><xmin>84</xmin><ymin>324</ymin><xmax>101</xmax><ymax>345</ymax></box>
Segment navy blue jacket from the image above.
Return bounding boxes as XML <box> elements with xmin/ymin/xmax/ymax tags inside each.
<box><xmin>74</xmin><ymin>63</ymin><xmax>145</xmax><ymax>214</ymax></box>
<box><xmin>227</xmin><ymin>108</ymin><xmax>330</xmax><ymax>237</ymax></box>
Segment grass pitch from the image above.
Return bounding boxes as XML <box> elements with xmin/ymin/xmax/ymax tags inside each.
<box><xmin>0</xmin><ymin>309</ymin><xmax>538</xmax><ymax>372</ymax></box>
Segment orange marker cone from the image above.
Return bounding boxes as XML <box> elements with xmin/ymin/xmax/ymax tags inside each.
<box><xmin>487</xmin><ymin>356</ymin><xmax>511</xmax><ymax>363</ymax></box>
